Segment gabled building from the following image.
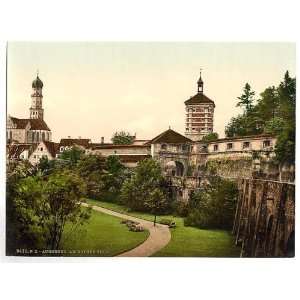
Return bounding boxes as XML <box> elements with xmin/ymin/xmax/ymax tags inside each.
<box><xmin>28</xmin><ymin>141</ymin><xmax>60</xmax><ymax>165</ymax></box>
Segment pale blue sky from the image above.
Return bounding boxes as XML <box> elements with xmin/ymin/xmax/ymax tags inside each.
<box><xmin>7</xmin><ymin>42</ymin><xmax>296</xmax><ymax>142</ymax></box>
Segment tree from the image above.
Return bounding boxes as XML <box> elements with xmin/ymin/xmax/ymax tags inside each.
<box><xmin>36</xmin><ymin>156</ymin><xmax>57</xmax><ymax>176</ymax></box>
<box><xmin>145</xmin><ymin>189</ymin><xmax>168</xmax><ymax>226</ymax></box>
<box><xmin>76</xmin><ymin>154</ymin><xmax>106</xmax><ymax>199</ymax></box>
<box><xmin>103</xmin><ymin>155</ymin><xmax>129</xmax><ymax>198</ymax></box>
<box><xmin>60</xmin><ymin>146</ymin><xmax>85</xmax><ymax>166</ymax></box>
<box><xmin>201</xmin><ymin>132</ymin><xmax>219</xmax><ymax>142</ymax></box>
<box><xmin>111</xmin><ymin>131</ymin><xmax>135</xmax><ymax>144</ymax></box>
<box><xmin>236</xmin><ymin>83</ymin><xmax>255</xmax><ymax>112</ymax></box>
<box><xmin>184</xmin><ymin>177</ymin><xmax>238</xmax><ymax>229</ymax></box>
<box><xmin>44</xmin><ymin>170</ymin><xmax>90</xmax><ymax>250</ymax></box>
<box><xmin>264</xmin><ymin>117</ymin><xmax>285</xmax><ymax>135</ymax></box>
<box><xmin>9</xmin><ymin>170</ymin><xmax>90</xmax><ymax>252</ymax></box>
<box><xmin>121</xmin><ymin>158</ymin><xmax>169</xmax><ymax>212</ymax></box>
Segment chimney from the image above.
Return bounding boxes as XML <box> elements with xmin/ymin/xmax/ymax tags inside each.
<box><xmin>101</xmin><ymin>137</ymin><xmax>104</xmax><ymax>144</ymax></box>
<box><xmin>68</xmin><ymin>136</ymin><xmax>71</xmax><ymax>139</ymax></box>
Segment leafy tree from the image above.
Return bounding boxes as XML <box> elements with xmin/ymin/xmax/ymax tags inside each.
<box><xmin>184</xmin><ymin>177</ymin><xmax>238</xmax><ymax>229</ymax></box>
<box><xmin>36</xmin><ymin>156</ymin><xmax>57</xmax><ymax>176</ymax></box>
<box><xmin>236</xmin><ymin>83</ymin><xmax>255</xmax><ymax>113</ymax></box>
<box><xmin>8</xmin><ymin>169</ymin><xmax>90</xmax><ymax>253</ymax></box>
<box><xmin>225</xmin><ymin>71</ymin><xmax>295</xmax><ymax>165</ymax></box>
<box><xmin>76</xmin><ymin>154</ymin><xmax>106</xmax><ymax>199</ymax></box>
<box><xmin>103</xmin><ymin>155</ymin><xmax>129</xmax><ymax>198</ymax></box>
<box><xmin>121</xmin><ymin>158</ymin><xmax>169</xmax><ymax>212</ymax></box>
<box><xmin>60</xmin><ymin>146</ymin><xmax>85</xmax><ymax>166</ymax></box>
<box><xmin>257</xmin><ymin>86</ymin><xmax>279</xmax><ymax>121</ymax></box>
<box><xmin>111</xmin><ymin>131</ymin><xmax>135</xmax><ymax>144</ymax></box>
<box><xmin>44</xmin><ymin>170</ymin><xmax>90</xmax><ymax>250</ymax></box>
<box><xmin>201</xmin><ymin>132</ymin><xmax>219</xmax><ymax>142</ymax></box>
<box><xmin>264</xmin><ymin>117</ymin><xmax>285</xmax><ymax>135</ymax></box>
<box><xmin>144</xmin><ymin>189</ymin><xmax>168</xmax><ymax>226</ymax></box>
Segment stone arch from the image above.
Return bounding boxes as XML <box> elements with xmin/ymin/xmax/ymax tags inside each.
<box><xmin>165</xmin><ymin>160</ymin><xmax>185</xmax><ymax>177</ymax></box>
<box><xmin>286</xmin><ymin>230</ymin><xmax>295</xmax><ymax>257</ymax></box>
<box><xmin>175</xmin><ymin>161</ymin><xmax>184</xmax><ymax>177</ymax></box>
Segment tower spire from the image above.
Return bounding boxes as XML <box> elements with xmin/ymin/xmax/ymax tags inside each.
<box><xmin>197</xmin><ymin>68</ymin><xmax>204</xmax><ymax>93</ymax></box>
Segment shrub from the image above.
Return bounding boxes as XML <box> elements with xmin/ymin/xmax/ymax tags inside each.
<box><xmin>160</xmin><ymin>218</ymin><xmax>176</xmax><ymax>228</ymax></box>
<box><xmin>184</xmin><ymin>177</ymin><xmax>238</xmax><ymax>230</ymax></box>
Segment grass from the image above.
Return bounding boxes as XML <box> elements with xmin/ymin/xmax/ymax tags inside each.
<box><xmin>87</xmin><ymin>199</ymin><xmax>241</xmax><ymax>257</ymax></box>
<box><xmin>61</xmin><ymin>209</ymin><xmax>149</xmax><ymax>256</ymax></box>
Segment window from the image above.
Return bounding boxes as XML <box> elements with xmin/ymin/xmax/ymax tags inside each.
<box><xmin>243</xmin><ymin>142</ymin><xmax>250</xmax><ymax>149</ymax></box>
<box><xmin>161</xmin><ymin>144</ymin><xmax>167</xmax><ymax>150</ymax></box>
<box><xmin>263</xmin><ymin>140</ymin><xmax>271</xmax><ymax>148</ymax></box>
<box><xmin>40</xmin><ymin>147</ymin><xmax>43</xmax><ymax>151</ymax></box>
<box><xmin>186</xmin><ymin>128</ymin><xmax>189</xmax><ymax>131</ymax></box>
<box><xmin>60</xmin><ymin>146</ymin><xmax>64</xmax><ymax>152</ymax></box>
<box><xmin>33</xmin><ymin>155</ymin><xmax>36</xmax><ymax>158</ymax></box>
<box><xmin>227</xmin><ymin>143</ymin><xmax>233</xmax><ymax>150</ymax></box>
<box><xmin>213</xmin><ymin>144</ymin><xmax>218</xmax><ymax>151</ymax></box>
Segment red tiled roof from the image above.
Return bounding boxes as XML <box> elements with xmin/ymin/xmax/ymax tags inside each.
<box><xmin>10</xmin><ymin>117</ymin><xmax>51</xmax><ymax>131</ymax></box>
<box><xmin>212</xmin><ymin>134</ymin><xmax>275</xmax><ymax>143</ymax></box>
<box><xmin>91</xmin><ymin>144</ymin><xmax>150</xmax><ymax>150</ymax></box>
<box><xmin>43</xmin><ymin>141</ymin><xmax>60</xmax><ymax>157</ymax></box>
<box><xmin>60</xmin><ymin>138</ymin><xmax>91</xmax><ymax>148</ymax></box>
<box><xmin>184</xmin><ymin>92</ymin><xmax>215</xmax><ymax>106</ymax></box>
<box><xmin>7</xmin><ymin>143</ymin><xmax>35</xmax><ymax>159</ymax></box>
<box><xmin>145</xmin><ymin>129</ymin><xmax>192</xmax><ymax>145</ymax></box>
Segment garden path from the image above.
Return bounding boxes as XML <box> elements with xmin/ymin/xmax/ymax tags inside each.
<box><xmin>82</xmin><ymin>203</ymin><xmax>171</xmax><ymax>257</ymax></box>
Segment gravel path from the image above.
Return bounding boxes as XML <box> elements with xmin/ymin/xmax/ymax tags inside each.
<box><xmin>84</xmin><ymin>204</ymin><xmax>171</xmax><ymax>257</ymax></box>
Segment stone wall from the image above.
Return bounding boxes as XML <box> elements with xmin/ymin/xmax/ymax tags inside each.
<box><xmin>233</xmin><ymin>178</ymin><xmax>295</xmax><ymax>257</ymax></box>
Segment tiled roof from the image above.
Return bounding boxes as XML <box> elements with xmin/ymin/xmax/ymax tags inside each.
<box><xmin>91</xmin><ymin>144</ymin><xmax>150</xmax><ymax>150</ymax></box>
<box><xmin>43</xmin><ymin>141</ymin><xmax>60</xmax><ymax>157</ymax></box>
<box><xmin>10</xmin><ymin>117</ymin><xmax>51</xmax><ymax>131</ymax></box>
<box><xmin>60</xmin><ymin>138</ymin><xmax>91</xmax><ymax>148</ymax></box>
<box><xmin>7</xmin><ymin>143</ymin><xmax>35</xmax><ymax>159</ymax></box>
<box><xmin>211</xmin><ymin>134</ymin><xmax>276</xmax><ymax>143</ymax></box>
<box><xmin>185</xmin><ymin>92</ymin><xmax>215</xmax><ymax>106</ymax></box>
<box><xmin>145</xmin><ymin>129</ymin><xmax>192</xmax><ymax>145</ymax></box>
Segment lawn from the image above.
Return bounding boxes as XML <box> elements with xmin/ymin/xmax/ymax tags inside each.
<box><xmin>61</xmin><ymin>209</ymin><xmax>149</xmax><ymax>256</ymax></box>
<box><xmin>87</xmin><ymin>199</ymin><xmax>241</xmax><ymax>257</ymax></box>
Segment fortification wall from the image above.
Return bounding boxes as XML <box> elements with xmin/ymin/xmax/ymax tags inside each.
<box><xmin>233</xmin><ymin>178</ymin><xmax>295</xmax><ymax>257</ymax></box>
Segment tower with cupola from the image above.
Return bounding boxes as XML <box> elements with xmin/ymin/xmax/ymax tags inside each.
<box><xmin>184</xmin><ymin>70</ymin><xmax>215</xmax><ymax>141</ymax></box>
<box><xmin>30</xmin><ymin>73</ymin><xmax>44</xmax><ymax>120</ymax></box>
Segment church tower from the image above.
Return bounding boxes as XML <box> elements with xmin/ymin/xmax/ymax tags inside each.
<box><xmin>184</xmin><ymin>71</ymin><xmax>215</xmax><ymax>141</ymax></box>
<box><xmin>30</xmin><ymin>73</ymin><xmax>44</xmax><ymax>120</ymax></box>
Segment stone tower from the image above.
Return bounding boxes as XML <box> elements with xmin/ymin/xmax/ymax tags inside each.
<box><xmin>184</xmin><ymin>71</ymin><xmax>215</xmax><ymax>141</ymax></box>
<box><xmin>30</xmin><ymin>73</ymin><xmax>44</xmax><ymax>120</ymax></box>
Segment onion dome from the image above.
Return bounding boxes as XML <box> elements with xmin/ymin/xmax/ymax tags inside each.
<box><xmin>32</xmin><ymin>75</ymin><xmax>43</xmax><ymax>89</ymax></box>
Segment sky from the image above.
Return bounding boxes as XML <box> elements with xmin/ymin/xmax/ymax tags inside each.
<box><xmin>7</xmin><ymin>42</ymin><xmax>296</xmax><ymax>143</ymax></box>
